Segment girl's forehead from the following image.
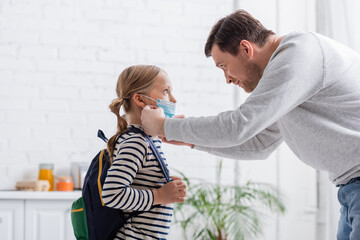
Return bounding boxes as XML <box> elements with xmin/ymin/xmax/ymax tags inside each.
<box><xmin>154</xmin><ymin>71</ymin><xmax>172</xmax><ymax>86</ymax></box>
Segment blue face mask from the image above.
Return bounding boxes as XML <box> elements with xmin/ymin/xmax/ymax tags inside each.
<box><xmin>141</xmin><ymin>95</ymin><xmax>176</xmax><ymax>118</ymax></box>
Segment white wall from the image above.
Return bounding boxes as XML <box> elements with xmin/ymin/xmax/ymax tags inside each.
<box><xmin>0</xmin><ymin>0</ymin><xmax>327</xmax><ymax>239</ymax></box>
<box><xmin>0</xmin><ymin>0</ymin><xmax>234</xmax><ymax>187</ymax></box>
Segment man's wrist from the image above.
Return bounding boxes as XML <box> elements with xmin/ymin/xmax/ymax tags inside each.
<box><xmin>159</xmin><ymin>117</ymin><xmax>166</xmax><ymax>137</ymax></box>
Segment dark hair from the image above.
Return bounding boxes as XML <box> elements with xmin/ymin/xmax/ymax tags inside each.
<box><xmin>204</xmin><ymin>9</ymin><xmax>274</xmax><ymax>57</ymax></box>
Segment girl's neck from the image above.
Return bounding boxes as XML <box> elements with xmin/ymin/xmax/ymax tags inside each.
<box><xmin>127</xmin><ymin>110</ymin><xmax>142</xmax><ymax>126</ymax></box>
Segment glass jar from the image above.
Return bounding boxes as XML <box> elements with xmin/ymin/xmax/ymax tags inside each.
<box><xmin>38</xmin><ymin>163</ymin><xmax>54</xmax><ymax>191</ymax></box>
<box><xmin>56</xmin><ymin>176</ymin><xmax>74</xmax><ymax>191</ymax></box>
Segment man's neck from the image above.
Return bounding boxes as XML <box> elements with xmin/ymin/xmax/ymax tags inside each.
<box><xmin>255</xmin><ymin>35</ymin><xmax>283</xmax><ymax>72</ymax></box>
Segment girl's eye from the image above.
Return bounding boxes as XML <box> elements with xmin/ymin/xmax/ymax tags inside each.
<box><xmin>163</xmin><ymin>89</ymin><xmax>169</xmax><ymax>93</ymax></box>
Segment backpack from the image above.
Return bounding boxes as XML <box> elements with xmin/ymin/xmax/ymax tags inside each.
<box><xmin>70</xmin><ymin>127</ymin><xmax>171</xmax><ymax>240</ymax></box>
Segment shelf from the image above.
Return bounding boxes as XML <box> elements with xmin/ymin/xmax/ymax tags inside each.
<box><xmin>0</xmin><ymin>190</ymin><xmax>81</xmax><ymax>200</ymax></box>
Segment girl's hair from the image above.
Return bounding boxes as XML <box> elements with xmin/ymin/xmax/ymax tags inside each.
<box><xmin>107</xmin><ymin>65</ymin><xmax>161</xmax><ymax>164</ymax></box>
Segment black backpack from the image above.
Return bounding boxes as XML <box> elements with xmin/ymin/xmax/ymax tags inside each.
<box><xmin>70</xmin><ymin>127</ymin><xmax>171</xmax><ymax>240</ymax></box>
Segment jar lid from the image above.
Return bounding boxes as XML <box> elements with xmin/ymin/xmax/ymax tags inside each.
<box><xmin>39</xmin><ymin>163</ymin><xmax>54</xmax><ymax>170</ymax></box>
<box><xmin>56</xmin><ymin>176</ymin><xmax>73</xmax><ymax>182</ymax></box>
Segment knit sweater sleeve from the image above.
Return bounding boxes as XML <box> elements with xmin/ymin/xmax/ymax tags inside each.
<box><xmin>165</xmin><ymin>32</ymin><xmax>324</xmax><ymax>148</ymax></box>
<box><xmin>194</xmin><ymin>122</ymin><xmax>283</xmax><ymax>159</ymax></box>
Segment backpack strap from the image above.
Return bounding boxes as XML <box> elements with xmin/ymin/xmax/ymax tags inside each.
<box><xmin>128</xmin><ymin>126</ymin><xmax>172</xmax><ymax>182</ymax></box>
<box><xmin>97</xmin><ymin>128</ymin><xmax>172</xmax><ymax>182</ymax></box>
<box><xmin>97</xmin><ymin>129</ymin><xmax>108</xmax><ymax>143</ymax></box>
<box><xmin>97</xmin><ymin>149</ymin><xmax>106</xmax><ymax>206</ymax></box>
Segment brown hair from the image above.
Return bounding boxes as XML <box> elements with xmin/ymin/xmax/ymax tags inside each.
<box><xmin>204</xmin><ymin>9</ymin><xmax>274</xmax><ymax>57</ymax></box>
<box><xmin>107</xmin><ymin>65</ymin><xmax>161</xmax><ymax>164</ymax></box>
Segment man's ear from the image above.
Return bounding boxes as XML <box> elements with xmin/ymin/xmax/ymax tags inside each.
<box><xmin>132</xmin><ymin>93</ymin><xmax>146</xmax><ymax>108</ymax></box>
<box><xmin>239</xmin><ymin>40</ymin><xmax>254</xmax><ymax>59</ymax></box>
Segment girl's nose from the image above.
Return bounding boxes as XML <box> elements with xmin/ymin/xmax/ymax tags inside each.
<box><xmin>170</xmin><ymin>94</ymin><xmax>177</xmax><ymax>103</ymax></box>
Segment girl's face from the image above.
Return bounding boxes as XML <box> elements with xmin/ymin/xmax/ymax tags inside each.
<box><xmin>145</xmin><ymin>71</ymin><xmax>176</xmax><ymax>104</ymax></box>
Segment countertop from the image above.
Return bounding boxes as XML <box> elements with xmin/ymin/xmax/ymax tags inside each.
<box><xmin>0</xmin><ymin>190</ymin><xmax>82</xmax><ymax>200</ymax></box>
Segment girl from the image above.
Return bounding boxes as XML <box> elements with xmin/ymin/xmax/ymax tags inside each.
<box><xmin>102</xmin><ymin>65</ymin><xmax>186</xmax><ymax>240</ymax></box>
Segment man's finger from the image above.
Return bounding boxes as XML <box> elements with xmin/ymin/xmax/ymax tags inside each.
<box><xmin>174</xmin><ymin>114</ymin><xmax>185</xmax><ymax>119</ymax></box>
<box><xmin>144</xmin><ymin>105</ymin><xmax>158</xmax><ymax>109</ymax></box>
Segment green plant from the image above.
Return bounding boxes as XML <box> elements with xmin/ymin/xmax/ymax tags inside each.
<box><xmin>173</xmin><ymin>161</ymin><xmax>286</xmax><ymax>240</ymax></box>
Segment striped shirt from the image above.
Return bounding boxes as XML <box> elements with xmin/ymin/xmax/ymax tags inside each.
<box><xmin>102</xmin><ymin>124</ymin><xmax>173</xmax><ymax>240</ymax></box>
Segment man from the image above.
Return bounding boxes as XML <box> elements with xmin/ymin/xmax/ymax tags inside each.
<box><xmin>141</xmin><ymin>10</ymin><xmax>360</xmax><ymax>239</ymax></box>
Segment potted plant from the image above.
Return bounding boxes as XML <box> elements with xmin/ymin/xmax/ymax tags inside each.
<box><xmin>173</xmin><ymin>160</ymin><xmax>286</xmax><ymax>240</ymax></box>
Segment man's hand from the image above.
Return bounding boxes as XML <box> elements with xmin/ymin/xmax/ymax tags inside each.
<box><xmin>160</xmin><ymin>137</ymin><xmax>194</xmax><ymax>148</ymax></box>
<box><xmin>141</xmin><ymin>105</ymin><xmax>166</xmax><ymax>137</ymax></box>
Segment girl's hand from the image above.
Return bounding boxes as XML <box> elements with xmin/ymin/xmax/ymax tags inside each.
<box><xmin>152</xmin><ymin>176</ymin><xmax>187</xmax><ymax>205</ymax></box>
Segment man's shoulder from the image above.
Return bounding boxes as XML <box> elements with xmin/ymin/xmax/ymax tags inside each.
<box><xmin>281</xmin><ymin>31</ymin><xmax>319</xmax><ymax>46</ymax></box>
<box><xmin>273</xmin><ymin>31</ymin><xmax>322</xmax><ymax>60</ymax></box>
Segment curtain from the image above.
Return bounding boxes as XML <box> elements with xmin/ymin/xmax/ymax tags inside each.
<box><xmin>316</xmin><ymin>0</ymin><xmax>360</xmax><ymax>53</ymax></box>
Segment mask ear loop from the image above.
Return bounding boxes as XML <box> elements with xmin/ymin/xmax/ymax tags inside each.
<box><xmin>139</xmin><ymin>94</ymin><xmax>158</xmax><ymax>109</ymax></box>
<box><xmin>140</xmin><ymin>94</ymin><xmax>157</xmax><ymax>103</ymax></box>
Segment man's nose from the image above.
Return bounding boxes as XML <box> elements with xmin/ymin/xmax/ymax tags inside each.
<box><xmin>224</xmin><ymin>72</ymin><xmax>233</xmax><ymax>84</ymax></box>
<box><xmin>226</xmin><ymin>76</ymin><xmax>233</xmax><ymax>84</ymax></box>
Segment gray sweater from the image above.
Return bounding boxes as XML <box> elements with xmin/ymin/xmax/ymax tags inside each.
<box><xmin>164</xmin><ymin>31</ymin><xmax>360</xmax><ymax>185</ymax></box>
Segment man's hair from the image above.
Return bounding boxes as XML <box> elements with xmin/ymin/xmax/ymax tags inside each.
<box><xmin>204</xmin><ymin>10</ymin><xmax>275</xmax><ymax>57</ymax></box>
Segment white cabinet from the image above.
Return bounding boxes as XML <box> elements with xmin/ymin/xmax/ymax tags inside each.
<box><xmin>0</xmin><ymin>200</ymin><xmax>24</xmax><ymax>240</ymax></box>
<box><xmin>25</xmin><ymin>200</ymin><xmax>75</xmax><ymax>240</ymax></box>
<box><xmin>0</xmin><ymin>191</ymin><xmax>81</xmax><ymax>240</ymax></box>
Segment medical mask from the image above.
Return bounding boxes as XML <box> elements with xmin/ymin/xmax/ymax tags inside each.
<box><xmin>141</xmin><ymin>94</ymin><xmax>176</xmax><ymax>118</ymax></box>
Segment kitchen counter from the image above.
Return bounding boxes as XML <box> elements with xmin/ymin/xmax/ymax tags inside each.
<box><xmin>0</xmin><ymin>190</ymin><xmax>81</xmax><ymax>200</ymax></box>
<box><xmin>0</xmin><ymin>190</ymin><xmax>80</xmax><ymax>240</ymax></box>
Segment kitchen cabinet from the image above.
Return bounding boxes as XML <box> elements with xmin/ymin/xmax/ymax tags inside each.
<box><xmin>0</xmin><ymin>191</ymin><xmax>81</xmax><ymax>240</ymax></box>
<box><xmin>0</xmin><ymin>200</ymin><xmax>24</xmax><ymax>240</ymax></box>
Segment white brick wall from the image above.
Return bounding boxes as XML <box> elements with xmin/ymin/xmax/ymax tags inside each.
<box><xmin>0</xmin><ymin>0</ymin><xmax>234</xmax><ymax>179</ymax></box>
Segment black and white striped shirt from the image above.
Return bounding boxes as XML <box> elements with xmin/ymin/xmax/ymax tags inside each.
<box><xmin>102</xmin><ymin>124</ymin><xmax>173</xmax><ymax>240</ymax></box>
